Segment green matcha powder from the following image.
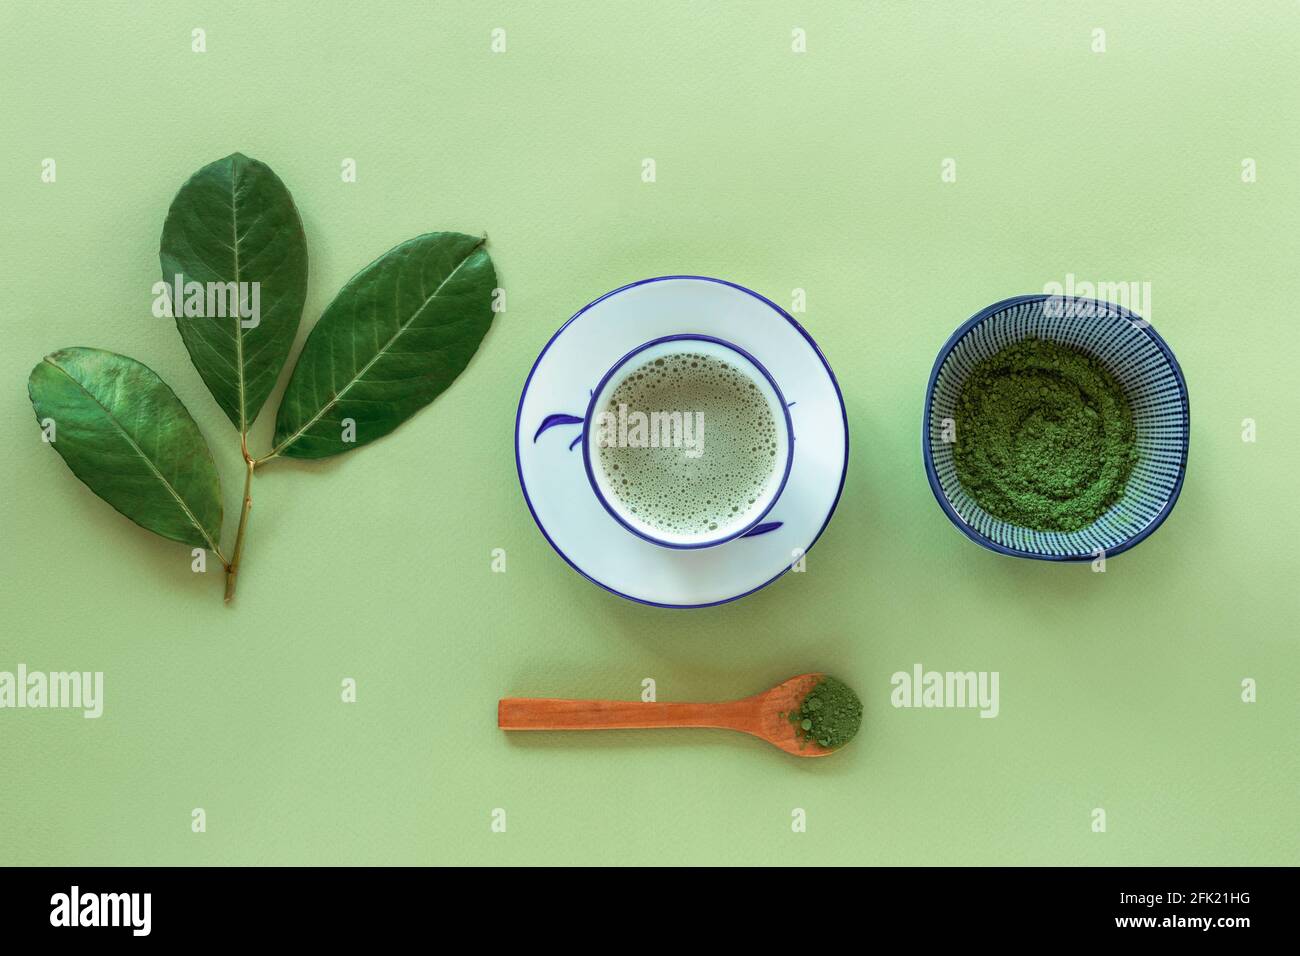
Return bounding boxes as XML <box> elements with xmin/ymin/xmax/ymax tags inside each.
<box><xmin>952</xmin><ymin>338</ymin><xmax>1139</xmax><ymax>533</ymax></box>
<box><xmin>784</xmin><ymin>676</ymin><xmax>863</xmax><ymax>750</ymax></box>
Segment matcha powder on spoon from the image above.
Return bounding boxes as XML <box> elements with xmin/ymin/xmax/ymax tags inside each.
<box><xmin>952</xmin><ymin>337</ymin><xmax>1139</xmax><ymax>532</ymax></box>
<box><xmin>787</xmin><ymin>676</ymin><xmax>863</xmax><ymax>750</ymax></box>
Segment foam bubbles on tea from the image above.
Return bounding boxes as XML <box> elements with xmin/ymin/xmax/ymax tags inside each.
<box><xmin>596</xmin><ymin>352</ymin><xmax>779</xmax><ymax>537</ymax></box>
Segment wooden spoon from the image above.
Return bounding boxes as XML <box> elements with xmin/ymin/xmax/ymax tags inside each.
<box><xmin>498</xmin><ymin>672</ymin><xmax>846</xmax><ymax>757</ymax></box>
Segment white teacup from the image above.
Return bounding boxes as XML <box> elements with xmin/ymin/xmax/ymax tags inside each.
<box><xmin>579</xmin><ymin>334</ymin><xmax>794</xmax><ymax>549</ymax></box>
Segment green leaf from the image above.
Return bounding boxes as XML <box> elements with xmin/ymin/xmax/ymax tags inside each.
<box><xmin>160</xmin><ymin>152</ymin><xmax>308</xmax><ymax>432</ymax></box>
<box><xmin>272</xmin><ymin>232</ymin><xmax>496</xmax><ymax>460</ymax></box>
<box><xmin>27</xmin><ymin>348</ymin><xmax>224</xmax><ymax>553</ymax></box>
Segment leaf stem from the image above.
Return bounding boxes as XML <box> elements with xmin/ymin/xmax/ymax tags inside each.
<box><xmin>223</xmin><ymin>436</ymin><xmax>257</xmax><ymax>604</ymax></box>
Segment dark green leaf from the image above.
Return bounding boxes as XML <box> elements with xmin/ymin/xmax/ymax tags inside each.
<box><xmin>27</xmin><ymin>348</ymin><xmax>224</xmax><ymax>552</ymax></box>
<box><xmin>160</xmin><ymin>152</ymin><xmax>308</xmax><ymax>432</ymax></box>
<box><xmin>272</xmin><ymin>232</ymin><xmax>496</xmax><ymax>459</ymax></box>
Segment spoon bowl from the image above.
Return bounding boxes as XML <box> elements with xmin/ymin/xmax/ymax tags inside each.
<box><xmin>498</xmin><ymin>672</ymin><xmax>850</xmax><ymax>757</ymax></box>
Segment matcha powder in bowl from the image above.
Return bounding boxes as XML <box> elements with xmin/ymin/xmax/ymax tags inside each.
<box><xmin>925</xmin><ymin>295</ymin><xmax>1190</xmax><ymax>560</ymax></box>
<box><xmin>786</xmin><ymin>676</ymin><xmax>863</xmax><ymax>751</ymax></box>
<box><xmin>952</xmin><ymin>337</ymin><xmax>1139</xmax><ymax>532</ymax></box>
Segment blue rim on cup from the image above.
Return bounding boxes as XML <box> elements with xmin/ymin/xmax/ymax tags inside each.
<box><xmin>922</xmin><ymin>294</ymin><xmax>1190</xmax><ymax>561</ymax></box>
<box><xmin>582</xmin><ymin>333</ymin><xmax>796</xmax><ymax>550</ymax></box>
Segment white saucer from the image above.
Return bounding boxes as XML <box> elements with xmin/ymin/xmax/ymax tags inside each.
<box><xmin>515</xmin><ymin>276</ymin><xmax>849</xmax><ymax>608</ymax></box>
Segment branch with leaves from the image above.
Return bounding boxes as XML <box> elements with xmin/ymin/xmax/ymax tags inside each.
<box><xmin>27</xmin><ymin>153</ymin><xmax>497</xmax><ymax>603</ymax></box>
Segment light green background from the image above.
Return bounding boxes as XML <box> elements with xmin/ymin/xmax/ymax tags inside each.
<box><xmin>2</xmin><ymin>1</ymin><xmax>1297</xmax><ymax>866</ymax></box>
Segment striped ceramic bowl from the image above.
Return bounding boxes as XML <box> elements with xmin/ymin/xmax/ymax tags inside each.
<box><xmin>923</xmin><ymin>294</ymin><xmax>1189</xmax><ymax>560</ymax></box>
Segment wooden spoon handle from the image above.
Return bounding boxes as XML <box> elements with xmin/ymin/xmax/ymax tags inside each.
<box><xmin>498</xmin><ymin>697</ymin><xmax>755</xmax><ymax>732</ymax></box>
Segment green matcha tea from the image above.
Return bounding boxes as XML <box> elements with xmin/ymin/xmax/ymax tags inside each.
<box><xmin>952</xmin><ymin>337</ymin><xmax>1139</xmax><ymax>532</ymax></box>
<box><xmin>595</xmin><ymin>351</ymin><xmax>779</xmax><ymax>538</ymax></box>
<box><xmin>786</xmin><ymin>676</ymin><xmax>863</xmax><ymax>750</ymax></box>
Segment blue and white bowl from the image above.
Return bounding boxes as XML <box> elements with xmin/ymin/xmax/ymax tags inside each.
<box><xmin>923</xmin><ymin>294</ymin><xmax>1190</xmax><ymax>560</ymax></box>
